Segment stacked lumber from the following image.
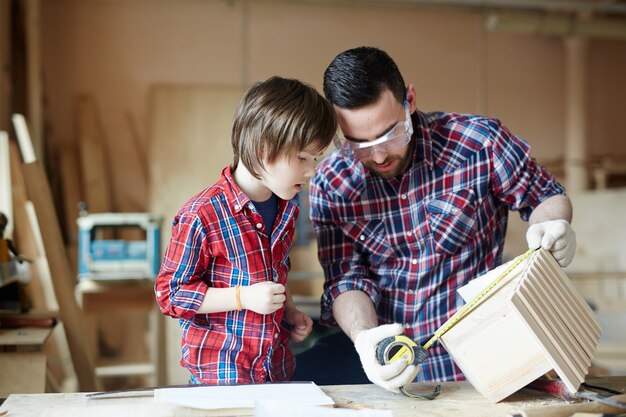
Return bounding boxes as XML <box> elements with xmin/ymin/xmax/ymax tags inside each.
<box><xmin>11</xmin><ymin>114</ymin><xmax>98</xmax><ymax>391</ymax></box>
<box><xmin>440</xmin><ymin>248</ymin><xmax>600</xmax><ymax>402</ymax></box>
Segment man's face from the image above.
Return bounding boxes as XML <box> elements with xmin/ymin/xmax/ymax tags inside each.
<box><xmin>335</xmin><ymin>89</ymin><xmax>414</xmax><ymax>179</ymax></box>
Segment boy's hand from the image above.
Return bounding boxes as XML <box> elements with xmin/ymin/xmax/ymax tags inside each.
<box><xmin>284</xmin><ymin>308</ymin><xmax>313</xmax><ymax>343</ymax></box>
<box><xmin>240</xmin><ymin>282</ymin><xmax>286</xmax><ymax>315</ymax></box>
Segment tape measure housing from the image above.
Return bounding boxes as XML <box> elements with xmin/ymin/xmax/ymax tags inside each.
<box><xmin>376</xmin><ymin>335</ymin><xmax>427</xmax><ymax>366</ymax></box>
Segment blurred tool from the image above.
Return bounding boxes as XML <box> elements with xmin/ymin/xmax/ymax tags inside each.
<box><xmin>526</xmin><ymin>377</ymin><xmax>626</xmax><ymax>410</ymax></box>
<box><xmin>77</xmin><ymin>210</ymin><xmax>161</xmax><ymax>280</ymax></box>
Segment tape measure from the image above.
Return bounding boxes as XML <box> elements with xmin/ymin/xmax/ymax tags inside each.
<box><xmin>376</xmin><ymin>334</ymin><xmax>427</xmax><ymax>367</ymax></box>
<box><xmin>375</xmin><ymin>334</ymin><xmax>439</xmax><ymax>399</ymax></box>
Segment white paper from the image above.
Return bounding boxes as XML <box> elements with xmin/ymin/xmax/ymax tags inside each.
<box><xmin>154</xmin><ymin>382</ymin><xmax>335</xmax><ymax>411</ymax></box>
<box><xmin>457</xmin><ymin>255</ymin><xmax>530</xmax><ymax>303</ymax></box>
<box><xmin>255</xmin><ymin>402</ymin><xmax>393</xmax><ymax>417</ymax></box>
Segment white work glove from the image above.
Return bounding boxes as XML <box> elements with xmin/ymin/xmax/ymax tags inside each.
<box><xmin>354</xmin><ymin>323</ymin><xmax>419</xmax><ymax>392</ymax></box>
<box><xmin>526</xmin><ymin>219</ymin><xmax>577</xmax><ymax>267</ymax></box>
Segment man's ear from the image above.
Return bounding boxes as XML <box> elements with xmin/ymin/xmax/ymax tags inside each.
<box><xmin>405</xmin><ymin>84</ymin><xmax>417</xmax><ymax>113</ymax></box>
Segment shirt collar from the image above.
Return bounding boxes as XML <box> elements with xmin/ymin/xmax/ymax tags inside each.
<box><xmin>221</xmin><ymin>165</ymin><xmax>299</xmax><ymax>217</ymax></box>
<box><xmin>412</xmin><ymin>110</ymin><xmax>434</xmax><ymax>170</ymax></box>
<box><xmin>221</xmin><ymin>165</ymin><xmax>250</xmax><ymax>213</ymax></box>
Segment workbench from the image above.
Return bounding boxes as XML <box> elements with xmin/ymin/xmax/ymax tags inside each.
<box><xmin>1</xmin><ymin>377</ymin><xmax>624</xmax><ymax>417</ymax></box>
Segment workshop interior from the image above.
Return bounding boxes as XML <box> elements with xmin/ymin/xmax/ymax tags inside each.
<box><xmin>0</xmin><ymin>0</ymin><xmax>626</xmax><ymax>416</ymax></box>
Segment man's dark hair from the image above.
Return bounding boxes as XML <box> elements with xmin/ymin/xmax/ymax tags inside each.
<box><xmin>323</xmin><ymin>46</ymin><xmax>406</xmax><ymax>109</ymax></box>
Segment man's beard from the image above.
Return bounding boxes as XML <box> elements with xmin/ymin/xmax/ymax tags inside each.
<box><xmin>362</xmin><ymin>141</ymin><xmax>414</xmax><ymax>179</ymax></box>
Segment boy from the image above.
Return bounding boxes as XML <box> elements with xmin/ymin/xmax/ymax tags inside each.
<box><xmin>155</xmin><ymin>76</ymin><xmax>337</xmax><ymax>384</ymax></box>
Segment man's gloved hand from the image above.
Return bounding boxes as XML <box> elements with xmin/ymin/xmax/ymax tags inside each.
<box><xmin>526</xmin><ymin>219</ymin><xmax>577</xmax><ymax>267</ymax></box>
<box><xmin>354</xmin><ymin>323</ymin><xmax>419</xmax><ymax>392</ymax></box>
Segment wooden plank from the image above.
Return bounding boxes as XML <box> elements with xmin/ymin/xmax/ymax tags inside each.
<box><xmin>58</xmin><ymin>146</ymin><xmax>82</xmax><ymax>277</ymax></box>
<box><xmin>0</xmin><ymin>0</ymin><xmax>9</xmax><ymax>131</ymax></box>
<box><xmin>514</xmin><ymin>283</ymin><xmax>584</xmax><ymax>391</ymax></box>
<box><xmin>521</xmin><ymin>269</ymin><xmax>589</xmax><ymax>377</ymax></box>
<box><xmin>530</xmin><ymin>261</ymin><xmax>595</xmax><ymax>357</ymax></box>
<box><xmin>20</xmin><ymin>163</ymin><xmax>98</xmax><ymax>390</ymax></box>
<box><xmin>0</xmin><ymin>131</ymin><xmax>12</xmax><ymax>238</ymax></box>
<box><xmin>58</xmin><ymin>146</ymin><xmax>82</xmax><ymax>244</ymax></box>
<box><xmin>75</xmin><ymin>280</ymin><xmax>155</xmax><ymax>313</ymax></box>
<box><xmin>24</xmin><ymin>0</ymin><xmax>43</xmax><ymax>162</ymax></box>
<box><xmin>12</xmin><ymin>114</ymin><xmax>98</xmax><ymax>391</ymax></box>
<box><xmin>511</xmin><ymin>292</ymin><xmax>582</xmax><ymax>393</ymax></box>
<box><xmin>537</xmin><ymin>253</ymin><xmax>601</xmax><ymax>337</ymax></box>
<box><xmin>0</xmin><ymin>326</ymin><xmax>52</xmax><ymax>346</ymax></box>
<box><xmin>75</xmin><ymin>95</ymin><xmax>112</xmax><ymax>213</ymax></box>
<box><xmin>9</xmin><ymin>140</ymin><xmax>49</xmax><ymax>310</ymax></box>
<box><xmin>0</xmin><ymin>352</ymin><xmax>46</xmax><ymax>396</ymax></box>
<box><xmin>9</xmin><ymin>140</ymin><xmax>77</xmax><ymax>392</ymax></box>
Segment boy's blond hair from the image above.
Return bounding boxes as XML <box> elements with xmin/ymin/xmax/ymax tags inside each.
<box><xmin>231</xmin><ymin>76</ymin><xmax>337</xmax><ymax>178</ymax></box>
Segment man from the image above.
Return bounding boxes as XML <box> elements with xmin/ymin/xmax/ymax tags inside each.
<box><xmin>293</xmin><ymin>46</ymin><xmax>576</xmax><ymax>391</ymax></box>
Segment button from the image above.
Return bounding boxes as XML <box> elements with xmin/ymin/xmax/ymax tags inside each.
<box><xmin>274</xmin><ymin>333</ymin><xmax>278</xmax><ymax>339</ymax></box>
<box><xmin>256</xmin><ymin>223</ymin><xmax>263</xmax><ymax>229</ymax></box>
<box><xmin>359</xmin><ymin>235</ymin><xmax>365</xmax><ymax>241</ymax></box>
<box><xmin>234</xmin><ymin>204</ymin><xmax>240</xmax><ymax>210</ymax></box>
<box><xmin>408</xmin><ymin>289</ymin><xmax>414</xmax><ymax>294</ymax></box>
<box><xmin>156</xmin><ymin>291</ymin><xmax>161</xmax><ymax>297</ymax></box>
<box><xmin>404</xmin><ymin>323</ymin><xmax>411</xmax><ymax>329</ymax></box>
<box><xmin>411</xmin><ymin>259</ymin><xmax>417</xmax><ymax>265</ymax></box>
<box><xmin>400</xmin><ymin>194</ymin><xmax>407</xmax><ymax>200</ymax></box>
<box><xmin>406</xmin><ymin>231</ymin><xmax>413</xmax><ymax>237</ymax></box>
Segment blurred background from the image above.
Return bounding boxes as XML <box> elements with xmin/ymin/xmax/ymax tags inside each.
<box><xmin>0</xmin><ymin>0</ymin><xmax>625</xmax><ymax>395</ymax></box>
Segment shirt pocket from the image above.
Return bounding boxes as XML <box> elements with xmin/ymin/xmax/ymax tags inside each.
<box><xmin>344</xmin><ymin>219</ymin><xmax>393</xmax><ymax>266</ymax></box>
<box><xmin>426</xmin><ymin>189</ymin><xmax>478</xmax><ymax>255</ymax></box>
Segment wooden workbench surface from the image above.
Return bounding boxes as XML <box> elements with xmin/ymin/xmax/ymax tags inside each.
<box><xmin>1</xmin><ymin>377</ymin><xmax>624</xmax><ymax>417</ymax></box>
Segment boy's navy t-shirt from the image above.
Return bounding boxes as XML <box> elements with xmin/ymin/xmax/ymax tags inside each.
<box><xmin>253</xmin><ymin>193</ymin><xmax>278</xmax><ymax>239</ymax></box>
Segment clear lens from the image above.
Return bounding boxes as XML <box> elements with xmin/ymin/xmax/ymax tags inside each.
<box><xmin>336</xmin><ymin>99</ymin><xmax>413</xmax><ymax>159</ymax></box>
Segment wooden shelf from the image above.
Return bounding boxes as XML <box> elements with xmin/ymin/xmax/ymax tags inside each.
<box><xmin>75</xmin><ymin>279</ymin><xmax>161</xmax><ymax>388</ymax></box>
<box><xmin>95</xmin><ymin>360</ymin><xmax>156</xmax><ymax>378</ymax></box>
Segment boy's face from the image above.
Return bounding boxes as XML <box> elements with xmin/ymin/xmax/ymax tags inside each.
<box><xmin>259</xmin><ymin>144</ymin><xmax>326</xmax><ymax>200</ymax></box>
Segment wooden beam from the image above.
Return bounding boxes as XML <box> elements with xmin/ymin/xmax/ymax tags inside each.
<box><xmin>58</xmin><ymin>146</ymin><xmax>82</xmax><ymax>244</ymax></box>
<box><xmin>23</xmin><ymin>0</ymin><xmax>43</xmax><ymax>161</ymax></box>
<box><xmin>0</xmin><ymin>0</ymin><xmax>10</xmax><ymax>131</ymax></box>
<box><xmin>58</xmin><ymin>146</ymin><xmax>82</xmax><ymax>277</ymax></box>
<box><xmin>76</xmin><ymin>95</ymin><xmax>112</xmax><ymax>213</ymax></box>
<box><xmin>0</xmin><ymin>131</ymin><xmax>12</xmax><ymax>238</ymax></box>
<box><xmin>12</xmin><ymin>113</ymin><xmax>98</xmax><ymax>391</ymax></box>
<box><xmin>10</xmin><ymin>139</ymin><xmax>78</xmax><ymax>391</ymax></box>
<box><xmin>564</xmin><ymin>37</ymin><xmax>589</xmax><ymax>192</ymax></box>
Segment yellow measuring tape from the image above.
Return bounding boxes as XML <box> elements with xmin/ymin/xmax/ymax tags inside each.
<box><xmin>423</xmin><ymin>248</ymin><xmax>536</xmax><ymax>350</ymax></box>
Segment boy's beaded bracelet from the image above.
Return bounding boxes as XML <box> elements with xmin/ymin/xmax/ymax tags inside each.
<box><xmin>235</xmin><ymin>285</ymin><xmax>242</xmax><ymax>311</ymax></box>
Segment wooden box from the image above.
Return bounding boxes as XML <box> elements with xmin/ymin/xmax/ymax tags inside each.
<box><xmin>440</xmin><ymin>249</ymin><xmax>601</xmax><ymax>402</ymax></box>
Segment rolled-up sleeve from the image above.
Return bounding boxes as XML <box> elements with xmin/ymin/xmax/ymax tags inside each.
<box><xmin>155</xmin><ymin>212</ymin><xmax>210</xmax><ymax>320</ymax></box>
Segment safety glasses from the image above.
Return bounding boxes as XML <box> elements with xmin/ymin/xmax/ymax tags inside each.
<box><xmin>335</xmin><ymin>99</ymin><xmax>413</xmax><ymax>159</ymax></box>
